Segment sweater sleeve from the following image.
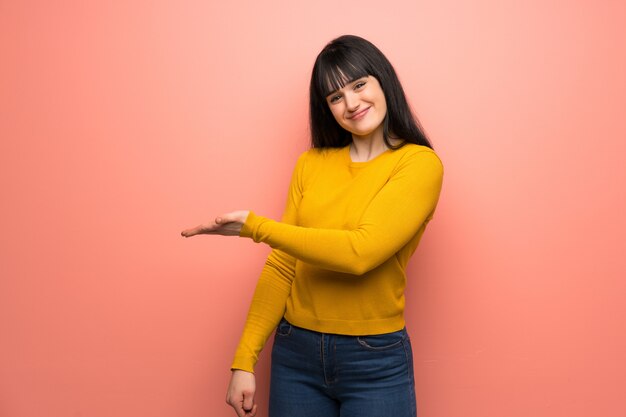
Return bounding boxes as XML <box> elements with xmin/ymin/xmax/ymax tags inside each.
<box><xmin>240</xmin><ymin>149</ymin><xmax>443</xmax><ymax>276</ymax></box>
<box><xmin>230</xmin><ymin>153</ymin><xmax>306</xmax><ymax>373</ymax></box>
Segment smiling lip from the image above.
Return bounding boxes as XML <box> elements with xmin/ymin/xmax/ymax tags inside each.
<box><xmin>347</xmin><ymin>107</ymin><xmax>370</xmax><ymax>120</ymax></box>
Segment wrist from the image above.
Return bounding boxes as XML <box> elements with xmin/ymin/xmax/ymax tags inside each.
<box><xmin>231</xmin><ymin>368</ymin><xmax>254</xmax><ymax>375</ymax></box>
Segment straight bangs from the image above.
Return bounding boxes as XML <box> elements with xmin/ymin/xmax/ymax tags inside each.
<box><xmin>313</xmin><ymin>49</ymin><xmax>371</xmax><ymax>99</ymax></box>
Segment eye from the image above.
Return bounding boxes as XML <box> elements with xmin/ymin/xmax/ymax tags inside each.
<box><xmin>354</xmin><ymin>81</ymin><xmax>366</xmax><ymax>90</ymax></box>
<box><xmin>329</xmin><ymin>94</ymin><xmax>342</xmax><ymax>104</ymax></box>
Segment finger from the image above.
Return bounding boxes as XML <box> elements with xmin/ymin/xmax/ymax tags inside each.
<box><xmin>181</xmin><ymin>223</ymin><xmax>215</xmax><ymax>237</ymax></box>
<box><xmin>242</xmin><ymin>391</ymin><xmax>254</xmax><ymax>412</ymax></box>
<box><xmin>227</xmin><ymin>392</ymin><xmax>249</xmax><ymax>417</ymax></box>
<box><xmin>181</xmin><ymin>225</ymin><xmax>202</xmax><ymax>237</ymax></box>
<box><xmin>232</xmin><ymin>403</ymin><xmax>246</xmax><ymax>417</ymax></box>
<box><xmin>248</xmin><ymin>404</ymin><xmax>258</xmax><ymax>416</ymax></box>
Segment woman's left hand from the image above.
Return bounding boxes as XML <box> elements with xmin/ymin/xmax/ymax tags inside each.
<box><xmin>181</xmin><ymin>210</ymin><xmax>250</xmax><ymax>237</ymax></box>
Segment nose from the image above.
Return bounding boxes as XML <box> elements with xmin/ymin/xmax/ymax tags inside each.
<box><xmin>344</xmin><ymin>91</ymin><xmax>360</xmax><ymax>112</ymax></box>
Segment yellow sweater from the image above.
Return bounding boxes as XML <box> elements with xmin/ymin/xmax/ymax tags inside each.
<box><xmin>232</xmin><ymin>143</ymin><xmax>444</xmax><ymax>372</ymax></box>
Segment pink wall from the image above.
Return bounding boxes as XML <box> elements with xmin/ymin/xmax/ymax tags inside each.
<box><xmin>1</xmin><ymin>1</ymin><xmax>625</xmax><ymax>416</ymax></box>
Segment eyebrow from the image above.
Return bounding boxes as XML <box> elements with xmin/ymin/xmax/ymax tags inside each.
<box><xmin>325</xmin><ymin>76</ymin><xmax>368</xmax><ymax>97</ymax></box>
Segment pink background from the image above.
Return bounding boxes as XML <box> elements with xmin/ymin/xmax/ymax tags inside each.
<box><xmin>2</xmin><ymin>1</ymin><xmax>625</xmax><ymax>416</ymax></box>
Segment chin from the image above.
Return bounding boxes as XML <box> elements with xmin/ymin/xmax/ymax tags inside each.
<box><xmin>351</xmin><ymin>127</ymin><xmax>379</xmax><ymax>137</ymax></box>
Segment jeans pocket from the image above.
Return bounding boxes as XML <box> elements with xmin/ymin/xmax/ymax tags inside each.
<box><xmin>357</xmin><ymin>328</ymin><xmax>406</xmax><ymax>350</ymax></box>
<box><xmin>275</xmin><ymin>318</ymin><xmax>293</xmax><ymax>337</ymax></box>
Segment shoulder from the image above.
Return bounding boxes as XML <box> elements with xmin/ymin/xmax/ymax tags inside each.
<box><xmin>299</xmin><ymin>146</ymin><xmax>346</xmax><ymax>160</ymax></box>
<box><xmin>295</xmin><ymin>146</ymin><xmax>347</xmax><ymax>168</ymax></box>
<box><xmin>394</xmin><ymin>143</ymin><xmax>441</xmax><ymax>159</ymax></box>
<box><xmin>392</xmin><ymin>144</ymin><xmax>444</xmax><ymax>174</ymax></box>
<box><xmin>288</xmin><ymin>147</ymin><xmax>345</xmax><ymax>182</ymax></box>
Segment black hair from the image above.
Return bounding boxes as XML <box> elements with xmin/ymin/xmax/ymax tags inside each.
<box><xmin>309</xmin><ymin>35</ymin><xmax>432</xmax><ymax>149</ymax></box>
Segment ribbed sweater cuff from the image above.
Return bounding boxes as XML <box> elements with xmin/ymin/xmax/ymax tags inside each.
<box><xmin>230</xmin><ymin>357</ymin><xmax>255</xmax><ymax>374</ymax></box>
<box><xmin>239</xmin><ymin>211</ymin><xmax>268</xmax><ymax>242</ymax></box>
<box><xmin>239</xmin><ymin>211</ymin><xmax>256</xmax><ymax>238</ymax></box>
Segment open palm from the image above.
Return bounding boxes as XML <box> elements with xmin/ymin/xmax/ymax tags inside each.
<box><xmin>181</xmin><ymin>210</ymin><xmax>250</xmax><ymax>237</ymax></box>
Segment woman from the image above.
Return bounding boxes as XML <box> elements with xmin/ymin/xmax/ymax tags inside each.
<box><xmin>182</xmin><ymin>35</ymin><xmax>443</xmax><ymax>417</ymax></box>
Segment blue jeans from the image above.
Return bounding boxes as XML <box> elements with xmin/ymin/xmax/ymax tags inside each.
<box><xmin>269</xmin><ymin>318</ymin><xmax>417</xmax><ymax>417</ymax></box>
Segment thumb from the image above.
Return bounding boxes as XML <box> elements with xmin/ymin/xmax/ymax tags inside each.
<box><xmin>242</xmin><ymin>390</ymin><xmax>254</xmax><ymax>412</ymax></box>
<box><xmin>216</xmin><ymin>210</ymin><xmax>247</xmax><ymax>224</ymax></box>
<box><xmin>215</xmin><ymin>214</ymin><xmax>234</xmax><ymax>224</ymax></box>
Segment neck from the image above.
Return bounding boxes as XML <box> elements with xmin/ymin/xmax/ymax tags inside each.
<box><xmin>350</xmin><ymin>126</ymin><xmax>401</xmax><ymax>162</ymax></box>
<box><xmin>350</xmin><ymin>124</ymin><xmax>386</xmax><ymax>162</ymax></box>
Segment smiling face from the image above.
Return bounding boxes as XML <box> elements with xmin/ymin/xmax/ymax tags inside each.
<box><xmin>325</xmin><ymin>75</ymin><xmax>387</xmax><ymax>140</ymax></box>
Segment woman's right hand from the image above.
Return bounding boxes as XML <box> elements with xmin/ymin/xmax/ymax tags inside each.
<box><xmin>226</xmin><ymin>369</ymin><xmax>257</xmax><ymax>417</ymax></box>
<box><xmin>181</xmin><ymin>210</ymin><xmax>250</xmax><ymax>238</ymax></box>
